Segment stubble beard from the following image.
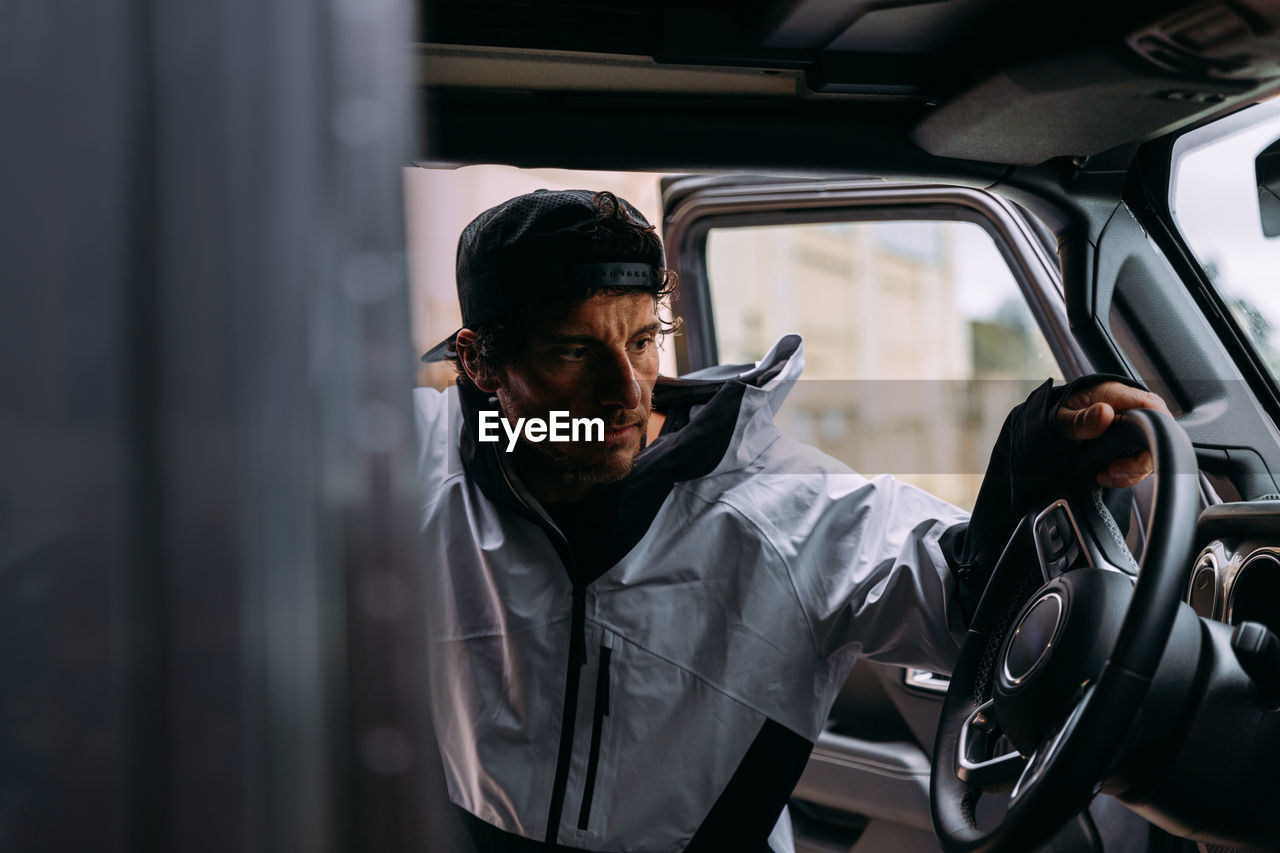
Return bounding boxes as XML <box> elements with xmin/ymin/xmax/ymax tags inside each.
<box><xmin>533</xmin><ymin>415</ymin><xmax>647</xmax><ymax>486</ymax></box>
<box><xmin>498</xmin><ymin>393</ymin><xmax>649</xmax><ymax>489</ymax></box>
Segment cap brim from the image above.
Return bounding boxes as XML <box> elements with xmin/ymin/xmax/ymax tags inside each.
<box><xmin>421</xmin><ymin>330</ymin><xmax>460</xmax><ymax>363</ymax></box>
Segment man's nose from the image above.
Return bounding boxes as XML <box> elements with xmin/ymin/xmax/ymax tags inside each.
<box><xmin>597</xmin><ymin>350</ymin><xmax>641</xmax><ymax>409</ymax></box>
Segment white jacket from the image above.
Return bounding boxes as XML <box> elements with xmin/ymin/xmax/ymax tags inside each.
<box><xmin>415</xmin><ymin>336</ymin><xmax>971</xmax><ymax>852</ymax></box>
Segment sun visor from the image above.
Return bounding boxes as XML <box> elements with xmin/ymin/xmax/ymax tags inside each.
<box><xmin>910</xmin><ymin>49</ymin><xmax>1273</xmax><ymax>166</ymax></box>
<box><xmin>914</xmin><ymin>3</ymin><xmax>1280</xmax><ymax>166</ymax></box>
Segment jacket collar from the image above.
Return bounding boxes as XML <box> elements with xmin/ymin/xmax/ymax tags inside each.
<box><xmin>453</xmin><ymin>335</ymin><xmax>806</xmax><ymax>580</ymax></box>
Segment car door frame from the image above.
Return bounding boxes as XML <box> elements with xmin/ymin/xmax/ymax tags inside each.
<box><xmin>659</xmin><ymin>177</ymin><xmax>1092</xmax><ymax>379</ymax></box>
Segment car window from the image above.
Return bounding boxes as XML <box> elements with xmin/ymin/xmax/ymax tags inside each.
<box><xmin>706</xmin><ymin>219</ymin><xmax>1062</xmax><ymax>510</ymax></box>
<box><xmin>1170</xmin><ymin>97</ymin><xmax>1280</xmax><ymax>380</ymax></box>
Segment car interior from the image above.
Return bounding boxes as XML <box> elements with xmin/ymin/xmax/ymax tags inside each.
<box><xmin>8</xmin><ymin>0</ymin><xmax>1280</xmax><ymax>851</ymax></box>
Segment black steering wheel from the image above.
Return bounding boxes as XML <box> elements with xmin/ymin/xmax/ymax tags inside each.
<box><xmin>930</xmin><ymin>409</ymin><xmax>1199</xmax><ymax>853</ymax></box>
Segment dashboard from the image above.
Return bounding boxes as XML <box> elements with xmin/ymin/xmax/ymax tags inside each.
<box><xmin>1186</xmin><ymin>502</ymin><xmax>1280</xmax><ymax>634</ymax></box>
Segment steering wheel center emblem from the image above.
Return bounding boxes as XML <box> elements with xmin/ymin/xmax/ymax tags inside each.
<box><xmin>1002</xmin><ymin>591</ymin><xmax>1065</xmax><ymax>687</ymax></box>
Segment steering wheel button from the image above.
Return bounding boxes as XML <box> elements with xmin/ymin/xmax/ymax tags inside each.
<box><xmin>1038</xmin><ymin>507</ymin><xmax>1073</xmax><ymax>559</ymax></box>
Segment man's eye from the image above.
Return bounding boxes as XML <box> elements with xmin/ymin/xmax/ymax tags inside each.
<box><xmin>629</xmin><ymin>337</ymin><xmax>654</xmax><ymax>353</ymax></box>
<box><xmin>560</xmin><ymin>347</ymin><xmax>589</xmax><ymax>361</ymax></box>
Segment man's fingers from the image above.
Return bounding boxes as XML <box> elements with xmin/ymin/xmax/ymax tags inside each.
<box><xmin>1058</xmin><ymin>381</ymin><xmax>1172</xmax><ymax>446</ymax></box>
<box><xmin>1066</xmin><ymin>382</ymin><xmax>1171</xmax><ymax>417</ymax></box>
<box><xmin>1055</xmin><ymin>380</ymin><xmax>1169</xmax><ymax>486</ymax></box>
<box><xmin>1097</xmin><ymin>451</ymin><xmax>1154</xmax><ymax>488</ymax></box>
<box><xmin>1065</xmin><ymin>402</ymin><xmax>1114</xmax><ymax>441</ymax></box>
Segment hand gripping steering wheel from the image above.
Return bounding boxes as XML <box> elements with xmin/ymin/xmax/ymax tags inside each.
<box><xmin>930</xmin><ymin>409</ymin><xmax>1199</xmax><ymax>852</ymax></box>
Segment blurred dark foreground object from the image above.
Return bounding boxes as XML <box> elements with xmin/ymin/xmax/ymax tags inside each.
<box><xmin>0</xmin><ymin>0</ymin><xmax>458</xmax><ymax>850</ymax></box>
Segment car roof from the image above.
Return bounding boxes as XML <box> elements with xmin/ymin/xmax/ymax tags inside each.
<box><xmin>418</xmin><ymin>0</ymin><xmax>1280</xmax><ymax>174</ymax></box>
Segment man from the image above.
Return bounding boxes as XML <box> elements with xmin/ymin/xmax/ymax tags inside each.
<box><xmin>415</xmin><ymin>189</ymin><xmax>1166</xmax><ymax>852</ymax></box>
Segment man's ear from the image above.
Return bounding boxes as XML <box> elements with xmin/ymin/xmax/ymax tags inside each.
<box><xmin>455</xmin><ymin>329</ymin><xmax>502</xmax><ymax>394</ymax></box>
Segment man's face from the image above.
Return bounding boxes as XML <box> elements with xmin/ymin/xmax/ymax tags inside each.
<box><xmin>494</xmin><ymin>291</ymin><xmax>661</xmax><ymax>492</ymax></box>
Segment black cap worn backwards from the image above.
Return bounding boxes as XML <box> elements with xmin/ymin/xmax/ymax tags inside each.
<box><xmin>421</xmin><ymin>189</ymin><xmax>665</xmax><ymax>363</ymax></box>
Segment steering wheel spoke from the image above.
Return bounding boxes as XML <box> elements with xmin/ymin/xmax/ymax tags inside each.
<box><xmin>957</xmin><ymin>699</ymin><xmax>1026</xmax><ymax>791</ymax></box>
<box><xmin>1009</xmin><ymin>683</ymin><xmax>1095</xmax><ymax>803</ymax></box>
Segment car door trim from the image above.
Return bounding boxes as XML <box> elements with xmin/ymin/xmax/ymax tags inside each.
<box><xmin>661</xmin><ymin>180</ymin><xmax>1090</xmax><ymax>379</ymax></box>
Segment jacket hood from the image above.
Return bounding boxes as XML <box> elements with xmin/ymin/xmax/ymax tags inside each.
<box><xmin>667</xmin><ymin>333</ymin><xmax>804</xmax><ymax>476</ymax></box>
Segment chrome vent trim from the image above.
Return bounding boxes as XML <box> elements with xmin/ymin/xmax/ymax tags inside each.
<box><xmin>1187</xmin><ymin>547</ymin><xmax>1221</xmax><ymax>620</ymax></box>
<box><xmin>1228</xmin><ymin>550</ymin><xmax>1280</xmax><ymax>626</ymax></box>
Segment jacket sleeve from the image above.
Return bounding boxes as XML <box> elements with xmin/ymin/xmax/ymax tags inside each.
<box><xmin>786</xmin><ymin>374</ymin><xmax>1145</xmax><ymax>676</ymax></box>
<box><xmin>780</xmin><ymin>463</ymin><xmax>972</xmax><ymax>675</ymax></box>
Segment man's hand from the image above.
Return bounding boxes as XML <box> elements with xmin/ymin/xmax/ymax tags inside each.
<box><xmin>1057</xmin><ymin>381</ymin><xmax>1172</xmax><ymax>489</ymax></box>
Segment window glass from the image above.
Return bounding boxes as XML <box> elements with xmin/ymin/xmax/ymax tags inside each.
<box><xmin>1170</xmin><ymin>97</ymin><xmax>1280</xmax><ymax>378</ymax></box>
<box><xmin>706</xmin><ymin>219</ymin><xmax>1061</xmax><ymax>510</ymax></box>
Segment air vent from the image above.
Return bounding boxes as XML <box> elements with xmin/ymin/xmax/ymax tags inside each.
<box><xmin>1188</xmin><ymin>548</ymin><xmax>1220</xmax><ymax>619</ymax></box>
<box><xmin>1228</xmin><ymin>551</ymin><xmax>1280</xmax><ymax>634</ymax></box>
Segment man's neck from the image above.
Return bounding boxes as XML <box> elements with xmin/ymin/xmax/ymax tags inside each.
<box><xmin>513</xmin><ymin>446</ymin><xmax>596</xmax><ymax>505</ymax></box>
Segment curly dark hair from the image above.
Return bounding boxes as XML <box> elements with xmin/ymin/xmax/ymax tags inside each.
<box><xmin>447</xmin><ymin>191</ymin><xmax>680</xmax><ymax>383</ymax></box>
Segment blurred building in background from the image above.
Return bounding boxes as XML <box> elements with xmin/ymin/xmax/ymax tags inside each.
<box><xmin>708</xmin><ymin>219</ymin><xmax>1057</xmax><ymax>509</ymax></box>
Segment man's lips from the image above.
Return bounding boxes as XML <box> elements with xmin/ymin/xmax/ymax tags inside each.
<box><xmin>602</xmin><ymin>422</ymin><xmax>642</xmax><ymax>442</ymax></box>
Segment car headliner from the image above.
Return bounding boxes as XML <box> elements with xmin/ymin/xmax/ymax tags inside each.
<box><xmin>418</xmin><ymin>0</ymin><xmax>1280</xmax><ymax>175</ymax></box>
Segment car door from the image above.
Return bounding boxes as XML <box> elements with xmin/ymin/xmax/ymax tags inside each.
<box><xmin>658</xmin><ymin>175</ymin><xmax>1108</xmax><ymax>852</ymax></box>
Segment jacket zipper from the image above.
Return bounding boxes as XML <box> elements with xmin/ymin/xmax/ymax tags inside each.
<box><xmin>491</xmin><ymin>447</ymin><xmax>592</xmax><ymax>845</ymax></box>
<box><xmin>544</xmin><ymin>584</ymin><xmax>587</xmax><ymax>844</ymax></box>
<box><xmin>577</xmin><ymin>645</ymin><xmax>612</xmax><ymax>830</ymax></box>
